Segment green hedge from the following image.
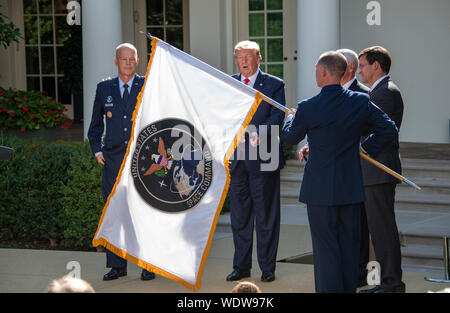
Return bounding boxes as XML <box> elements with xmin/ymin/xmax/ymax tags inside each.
<box><xmin>0</xmin><ymin>134</ymin><xmax>103</xmax><ymax>250</ymax></box>
<box><xmin>0</xmin><ymin>133</ymin><xmax>291</xmax><ymax>249</ymax></box>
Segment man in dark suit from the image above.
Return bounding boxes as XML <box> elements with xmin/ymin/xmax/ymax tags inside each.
<box><xmin>357</xmin><ymin>46</ymin><xmax>405</xmax><ymax>293</ymax></box>
<box><xmin>337</xmin><ymin>48</ymin><xmax>372</xmax><ymax>286</ymax></box>
<box><xmin>226</xmin><ymin>40</ymin><xmax>286</xmax><ymax>283</ymax></box>
<box><xmin>282</xmin><ymin>51</ymin><xmax>398</xmax><ymax>293</ymax></box>
<box><xmin>88</xmin><ymin>43</ymin><xmax>155</xmax><ymax>282</ymax></box>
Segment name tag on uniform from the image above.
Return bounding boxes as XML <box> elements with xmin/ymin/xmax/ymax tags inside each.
<box><xmin>105</xmin><ymin>96</ymin><xmax>114</xmax><ymax>107</ymax></box>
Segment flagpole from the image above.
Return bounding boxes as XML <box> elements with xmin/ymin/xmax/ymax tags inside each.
<box><xmin>259</xmin><ymin>94</ymin><xmax>421</xmax><ymax>191</ymax></box>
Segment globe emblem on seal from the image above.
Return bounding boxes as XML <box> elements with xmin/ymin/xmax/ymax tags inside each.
<box><xmin>131</xmin><ymin>118</ymin><xmax>213</xmax><ymax>213</ymax></box>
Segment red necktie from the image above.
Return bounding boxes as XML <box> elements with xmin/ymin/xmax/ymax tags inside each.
<box><xmin>244</xmin><ymin>77</ymin><xmax>250</xmax><ymax>85</ymax></box>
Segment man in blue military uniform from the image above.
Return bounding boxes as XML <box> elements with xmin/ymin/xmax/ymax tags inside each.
<box><xmin>88</xmin><ymin>43</ymin><xmax>155</xmax><ymax>281</ymax></box>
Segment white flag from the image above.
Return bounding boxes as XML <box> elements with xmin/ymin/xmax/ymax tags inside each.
<box><xmin>92</xmin><ymin>38</ymin><xmax>263</xmax><ymax>291</ymax></box>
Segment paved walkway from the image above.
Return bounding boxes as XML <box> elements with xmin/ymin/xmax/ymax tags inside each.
<box><xmin>1</xmin><ymin>221</ymin><xmax>449</xmax><ymax>293</ymax></box>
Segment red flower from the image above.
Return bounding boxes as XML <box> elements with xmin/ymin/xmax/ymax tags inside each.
<box><xmin>44</xmin><ymin>113</ymin><xmax>48</xmax><ymax>117</ymax></box>
<box><xmin>54</xmin><ymin>118</ymin><xmax>61</xmax><ymax>122</ymax></box>
<box><xmin>0</xmin><ymin>91</ymin><xmax>5</xmax><ymax>96</ymax></box>
<box><xmin>22</xmin><ymin>107</ymin><xmax>29</xmax><ymax>113</ymax></box>
<box><xmin>20</xmin><ymin>127</ymin><xmax>25</xmax><ymax>132</ymax></box>
<box><xmin>10</xmin><ymin>113</ymin><xmax>15</xmax><ymax>117</ymax></box>
<box><xmin>30</xmin><ymin>114</ymin><xmax>36</xmax><ymax>119</ymax></box>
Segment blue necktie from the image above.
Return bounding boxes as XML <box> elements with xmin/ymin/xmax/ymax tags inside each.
<box><xmin>123</xmin><ymin>83</ymin><xmax>129</xmax><ymax>104</ymax></box>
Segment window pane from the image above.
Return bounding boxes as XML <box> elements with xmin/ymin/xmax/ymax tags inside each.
<box><xmin>267</xmin><ymin>13</ymin><xmax>282</xmax><ymax>36</ymax></box>
<box><xmin>166</xmin><ymin>27</ymin><xmax>183</xmax><ymax>50</ymax></box>
<box><xmin>268</xmin><ymin>64</ymin><xmax>283</xmax><ymax>79</ymax></box>
<box><xmin>253</xmin><ymin>38</ymin><xmax>265</xmax><ymax>62</ymax></box>
<box><xmin>26</xmin><ymin>47</ymin><xmax>40</xmax><ymax>74</ymax></box>
<box><xmin>43</xmin><ymin>77</ymin><xmax>56</xmax><ymax>99</ymax></box>
<box><xmin>24</xmin><ymin>16</ymin><xmax>38</xmax><ymax>44</ymax></box>
<box><xmin>58</xmin><ymin>77</ymin><xmax>71</xmax><ymax>104</ymax></box>
<box><xmin>55</xmin><ymin>15</ymin><xmax>71</xmax><ymax>44</ymax></box>
<box><xmin>267</xmin><ymin>38</ymin><xmax>283</xmax><ymax>62</ymax></box>
<box><xmin>148</xmin><ymin>27</ymin><xmax>164</xmax><ymax>39</ymax></box>
<box><xmin>40</xmin><ymin>16</ymin><xmax>54</xmax><ymax>44</ymax></box>
<box><xmin>41</xmin><ymin>47</ymin><xmax>55</xmax><ymax>74</ymax></box>
<box><xmin>166</xmin><ymin>0</ymin><xmax>183</xmax><ymax>25</ymax></box>
<box><xmin>56</xmin><ymin>46</ymin><xmax>64</xmax><ymax>74</ymax></box>
<box><xmin>27</xmin><ymin>77</ymin><xmax>41</xmax><ymax>91</ymax></box>
<box><xmin>249</xmin><ymin>13</ymin><xmax>265</xmax><ymax>37</ymax></box>
<box><xmin>267</xmin><ymin>0</ymin><xmax>282</xmax><ymax>10</ymax></box>
<box><xmin>24</xmin><ymin>0</ymin><xmax>37</xmax><ymax>15</ymax></box>
<box><xmin>249</xmin><ymin>0</ymin><xmax>264</xmax><ymax>11</ymax></box>
<box><xmin>147</xmin><ymin>27</ymin><xmax>164</xmax><ymax>54</ymax></box>
<box><xmin>54</xmin><ymin>0</ymin><xmax>68</xmax><ymax>14</ymax></box>
<box><xmin>147</xmin><ymin>0</ymin><xmax>163</xmax><ymax>25</ymax></box>
<box><xmin>39</xmin><ymin>0</ymin><xmax>53</xmax><ymax>14</ymax></box>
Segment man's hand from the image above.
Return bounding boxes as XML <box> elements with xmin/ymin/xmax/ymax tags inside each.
<box><xmin>249</xmin><ymin>131</ymin><xmax>259</xmax><ymax>147</ymax></box>
<box><xmin>285</xmin><ymin>108</ymin><xmax>296</xmax><ymax>119</ymax></box>
<box><xmin>96</xmin><ymin>153</ymin><xmax>105</xmax><ymax>165</ymax></box>
<box><xmin>298</xmin><ymin>145</ymin><xmax>309</xmax><ymax>162</ymax></box>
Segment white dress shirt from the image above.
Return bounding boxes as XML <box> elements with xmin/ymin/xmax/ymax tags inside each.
<box><xmin>342</xmin><ymin>77</ymin><xmax>356</xmax><ymax>90</ymax></box>
<box><xmin>240</xmin><ymin>69</ymin><xmax>260</xmax><ymax>88</ymax></box>
<box><xmin>370</xmin><ymin>75</ymin><xmax>388</xmax><ymax>93</ymax></box>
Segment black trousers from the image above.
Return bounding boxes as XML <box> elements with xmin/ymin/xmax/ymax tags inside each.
<box><xmin>359</xmin><ymin>183</ymin><xmax>405</xmax><ymax>292</ymax></box>
<box><xmin>307</xmin><ymin>203</ymin><xmax>361</xmax><ymax>293</ymax></box>
<box><xmin>102</xmin><ymin>151</ymin><xmax>127</xmax><ymax>269</ymax></box>
<box><xmin>229</xmin><ymin>161</ymin><xmax>281</xmax><ymax>273</ymax></box>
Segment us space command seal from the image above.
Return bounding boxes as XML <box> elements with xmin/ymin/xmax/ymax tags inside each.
<box><xmin>131</xmin><ymin>118</ymin><xmax>213</xmax><ymax>212</ymax></box>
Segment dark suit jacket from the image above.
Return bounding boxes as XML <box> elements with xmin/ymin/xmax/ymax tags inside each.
<box><xmin>282</xmin><ymin>85</ymin><xmax>398</xmax><ymax>206</ymax></box>
<box><xmin>361</xmin><ymin>76</ymin><xmax>404</xmax><ymax>186</ymax></box>
<box><xmin>229</xmin><ymin>71</ymin><xmax>286</xmax><ymax>173</ymax></box>
<box><xmin>349</xmin><ymin>78</ymin><xmax>370</xmax><ymax>93</ymax></box>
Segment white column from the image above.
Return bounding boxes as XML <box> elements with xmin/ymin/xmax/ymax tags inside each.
<box><xmin>82</xmin><ymin>0</ymin><xmax>122</xmax><ymax>139</ymax></box>
<box><xmin>297</xmin><ymin>0</ymin><xmax>340</xmax><ymax>100</ymax></box>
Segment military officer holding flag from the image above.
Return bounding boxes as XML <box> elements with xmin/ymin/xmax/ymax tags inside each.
<box><xmin>88</xmin><ymin>43</ymin><xmax>155</xmax><ymax>281</ymax></box>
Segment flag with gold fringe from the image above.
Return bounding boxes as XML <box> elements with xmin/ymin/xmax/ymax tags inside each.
<box><xmin>92</xmin><ymin>38</ymin><xmax>263</xmax><ymax>291</ymax></box>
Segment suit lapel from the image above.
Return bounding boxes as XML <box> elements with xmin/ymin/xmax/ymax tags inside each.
<box><xmin>128</xmin><ymin>76</ymin><xmax>143</xmax><ymax>113</ymax></box>
<box><xmin>371</xmin><ymin>76</ymin><xmax>390</xmax><ymax>94</ymax></box>
<box><xmin>253</xmin><ymin>71</ymin><xmax>265</xmax><ymax>92</ymax></box>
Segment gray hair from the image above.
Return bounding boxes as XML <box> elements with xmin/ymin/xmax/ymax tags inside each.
<box><xmin>336</xmin><ymin>48</ymin><xmax>359</xmax><ymax>71</ymax></box>
<box><xmin>116</xmin><ymin>43</ymin><xmax>138</xmax><ymax>60</ymax></box>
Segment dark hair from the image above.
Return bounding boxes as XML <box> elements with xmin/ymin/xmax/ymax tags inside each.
<box><xmin>317</xmin><ymin>51</ymin><xmax>348</xmax><ymax>78</ymax></box>
<box><xmin>359</xmin><ymin>46</ymin><xmax>391</xmax><ymax>74</ymax></box>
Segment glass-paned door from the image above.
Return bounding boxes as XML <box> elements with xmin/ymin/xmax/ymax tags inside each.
<box><xmin>237</xmin><ymin>0</ymin><xmax>298</xmax><ymax>106</ymax></box>
<box><xmin>248</xmin><ymin>0</ymin><xmax>284</xmax><ymax>79</ymax></box>
<box><xmin>22</xmin><ymin>0</ymin><xmax>77</xmax><ymax>112</ymax></box>
<box><xmin>135</xmin><ymin>0</ymin><xmax>189</xmax><ymax>72</ymax></box>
